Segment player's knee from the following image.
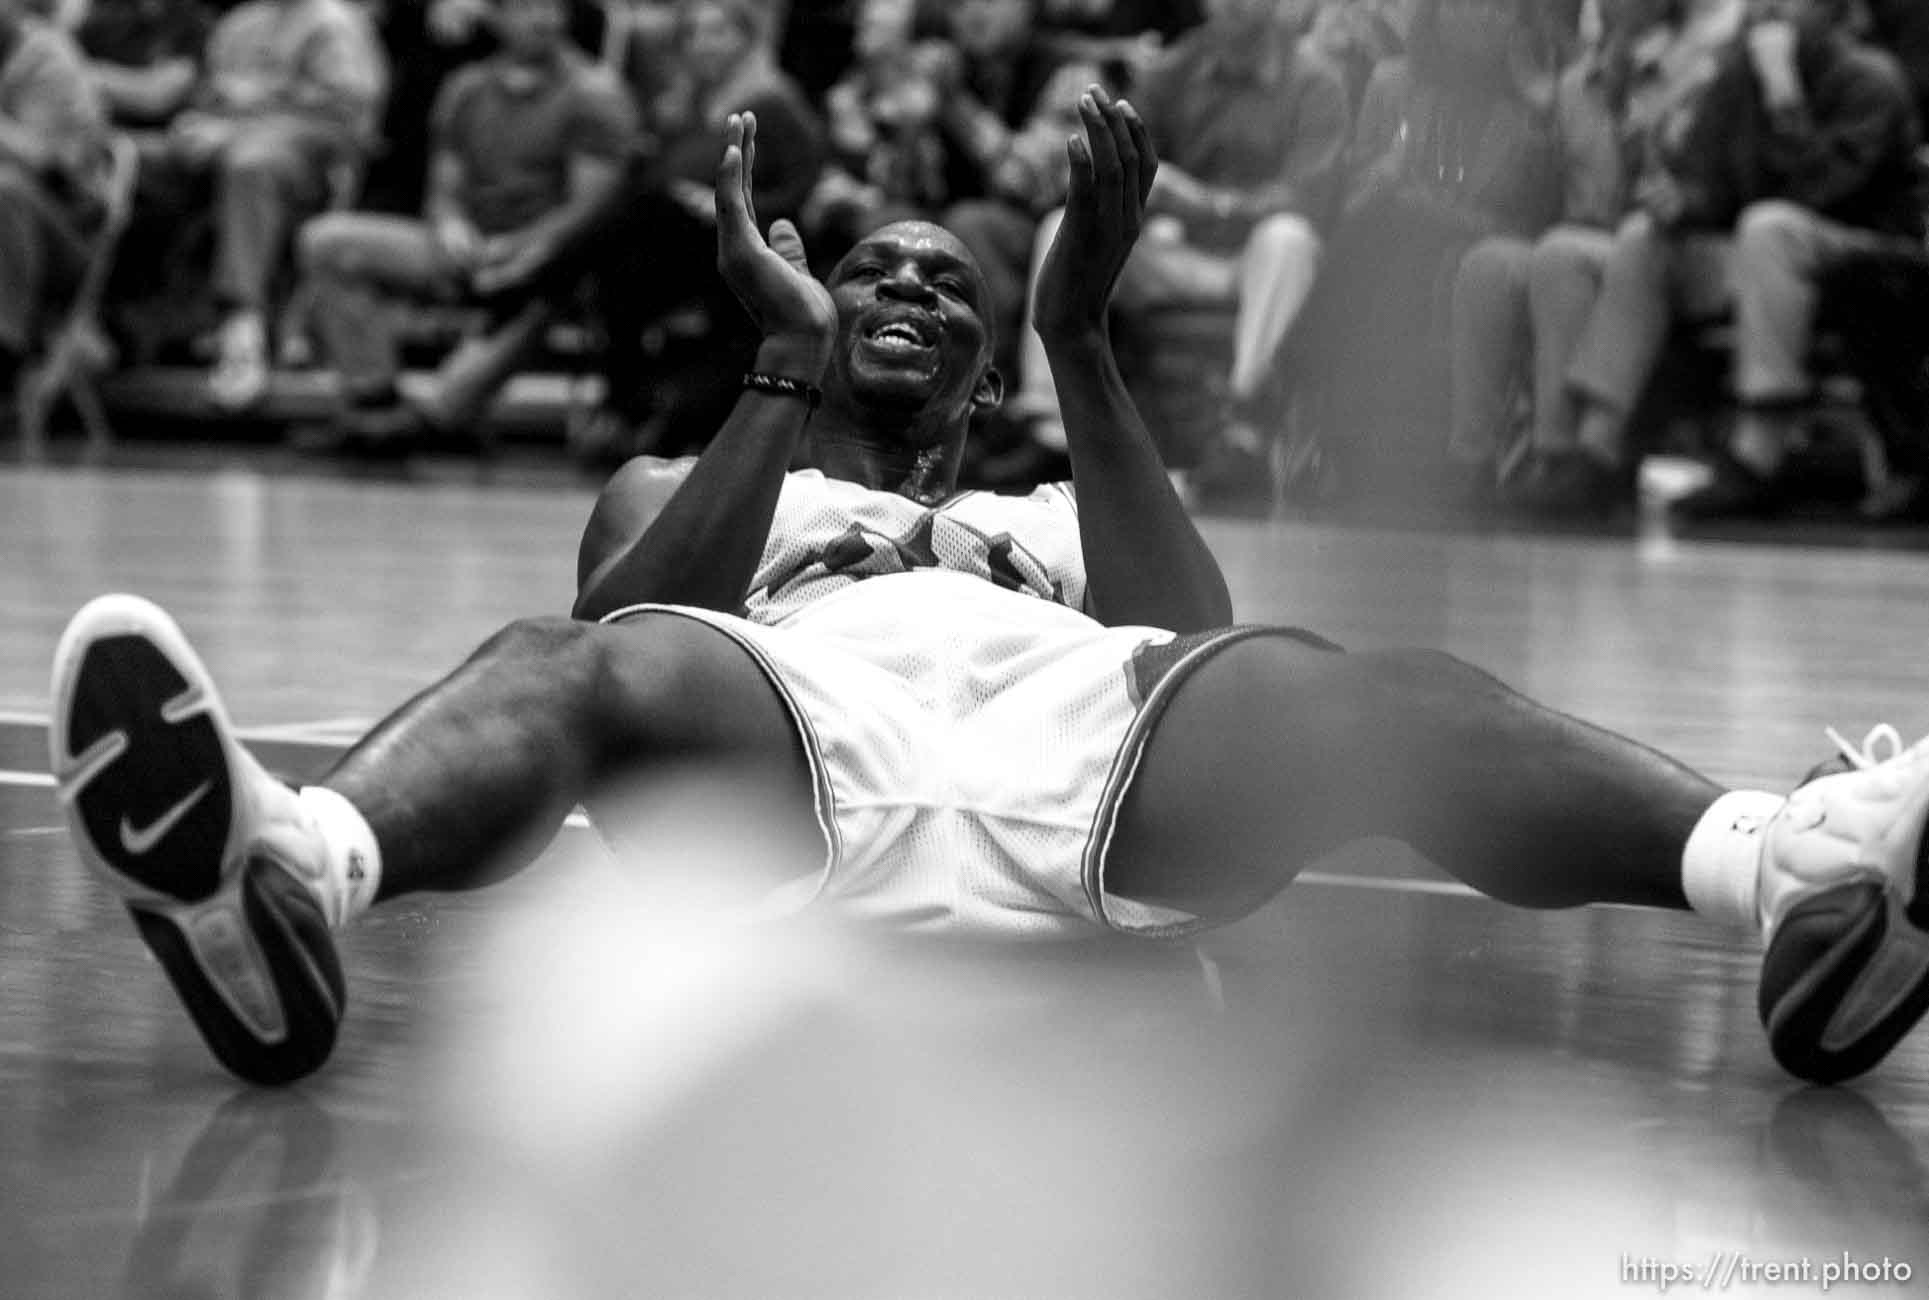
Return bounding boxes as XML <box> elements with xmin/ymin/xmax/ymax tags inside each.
<box><xmin>477</xmin><ymin>616</ymin><xmax>598</xmax><ymax>675</ymax></box>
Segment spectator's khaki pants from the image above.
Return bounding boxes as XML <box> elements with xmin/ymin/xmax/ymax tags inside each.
<box><xmin>300</xmin><ymin>213</ymin><xmax>471</xmax><ymax>399</ymax></box>
<box><xmin>1561</xmin><ymin>203</ymin><xmax>1916</xmax><ymax>461</ymax></box>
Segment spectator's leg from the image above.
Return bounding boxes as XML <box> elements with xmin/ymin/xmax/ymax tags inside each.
<box><xmin>1565</xmin><ymin>211</ymin><xmax>1693</xmax><ymax>469</ymax></box>
<box><xmin>210</xmin><ymin>125</ymin><xmax>333</xmax><ymax>408</ymax></box>
<box><xmin>1728</xmin><ymin>200</ymin><xmax>1869</xmax><ymax>477</ymax></box>
<box><xmin>298</xmin><ymin>213</ymin><xmax>461</xmax><ymax>410</ymax></box>
<box><xmin>419</xmin><ymin>301</ymin><xmax>554</xmax><ymax>432</ymax></box>
<box><xmin>1448</xmin><ymin>235</ymin><xmax>1531</xmax><ymax>465</ymax></box>
<box><xmin>1229</xmin><ymin>213</ymin><xmax>1320</xmax><ymax>414</ymax></box>
<box><xmin>1525</xmin><ymin>224</ymin><xmax>1613</xmax><ymax>452</ymax></box>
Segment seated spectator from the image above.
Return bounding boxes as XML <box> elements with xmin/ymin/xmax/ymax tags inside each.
<box><xmin>327</xmin><ymin>0</ymin><xmax>822</xmax><ymax>458</ymax></box>
<box><xmin>1006</xmin><ymin>0</ymin><xmax>1348</xmax><ymax>505</ymax></box>
<box><xmin>67</xmin><ymin>0</ymin><xmax>213</xmax><ymax>129</ymax></box>
<box><xmin>1282</xmin><ymin>0</ymin><xmax>1564</xmax><ymax>504</ymax></box>
<box><xmin>1449</xmin><ymin>0</ymin><xmax>1742</xmax><ymax>515</ymax></box>
<box><xmin>1304</xmin><ymin>0</ymin><xmax>1405</xmax><ymax>112</ymax></box>
<box><xmin>148</xmin><ymin>0</ymin><xmax>387</xmax><ymax>410</ymax></box>
<box><xmin>927</xmin><ymin>0</ymin><xmax>1067</xmax><ymax>209</ymax></box>
<box><xmin>297</xmin><ymin>0</ymin><xmax>632</xmax><ymax>445</ymax></box>
<box><xmin>358</xmin><ymin>0</ymin><xmax>606</xmax><ymax>215</ymax></box>
<box><xmin>0</xmin><ymin>0</ymin><xmax>105</xmax><ymax>413</ymax></box>
<box><xmin>801</xmin><ymin>0</ymin><xmax>952</xmax><ymax>260</ymax></box>
<box><xmin>577</xmin><ymin>0</ymin><xmax>823</xmax><ymax>453</ymax></box>
<box><xmin>1554</xmin><ymin>0</ymin><xmax>1922</xmax><ymax>519</ymax></box>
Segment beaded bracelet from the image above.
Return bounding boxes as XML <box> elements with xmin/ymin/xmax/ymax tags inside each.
<box><xmin>742</xmin><ymin>372</ymin><xmax>822</xmax><ymax>410</ymax></box>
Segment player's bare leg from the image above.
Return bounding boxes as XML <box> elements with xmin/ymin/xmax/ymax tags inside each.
<box><xmin>1108</xmin><ymin>636</ymin><xmax>1929</xmax><ymax>1083</ymax></box>
<box><xmin>50</xmin><ymin>597</ymin><xmax>815</xmax><ymax>1084</ymax></box>
<box><xmin>324</xmin><ymin>613</ymin><xmax>815</xmax><ymax>900</ymax></box>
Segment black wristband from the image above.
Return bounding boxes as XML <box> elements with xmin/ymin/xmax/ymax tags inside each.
<box><xmin>742</xmin><ymin>371</ymin><xmax>822</xmax><ymax>410</ymax></box>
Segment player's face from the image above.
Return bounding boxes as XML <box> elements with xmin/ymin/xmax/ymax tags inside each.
<box><xmin>826</xmin><ymin>223</ymin><xmax>994</xmax><ymax>425</ymax></box>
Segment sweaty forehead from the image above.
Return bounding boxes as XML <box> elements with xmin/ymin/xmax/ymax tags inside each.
<box><xmin>835</xmin><ymin>223</ymin><xmax>983</xmax><ymax>283</ymax></box>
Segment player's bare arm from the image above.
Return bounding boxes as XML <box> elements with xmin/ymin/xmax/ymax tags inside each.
<box><xmin>1036</xmin><ymin>88</ymin><xmax>1233</xmax><ymax>634</ymax></box>
<box><xmin>575</xmin><ymin>112</ymin><xmax>834</xmax><ymax>622</ymax></box>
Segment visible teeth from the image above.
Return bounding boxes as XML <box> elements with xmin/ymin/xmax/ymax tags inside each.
<box><xmin>874</xmin><ymin>324</ymin><xmax>924</xmax><ymax>345</ymax></box>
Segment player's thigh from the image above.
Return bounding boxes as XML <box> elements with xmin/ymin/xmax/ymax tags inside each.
<box><xmin>590</xmin><ymin>611</ymin><xmax>814</xmax><ymax>796</ymax></box>
<box><xmin>1106</xmin><ymin>632</ymin><xmax>1347</xmax><ymax>926</ymax></box>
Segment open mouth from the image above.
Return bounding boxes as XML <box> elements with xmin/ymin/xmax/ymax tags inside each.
<box><xmin>860</xmin><ymin>314</ymin><xmax>940</xmax><ymax>358</ymax></box>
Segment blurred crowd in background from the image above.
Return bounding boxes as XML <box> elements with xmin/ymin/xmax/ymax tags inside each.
<box><xmin>6</xmin><ymin>0</ymin><xmax>1929</xmax><ymax>526</ymax></box>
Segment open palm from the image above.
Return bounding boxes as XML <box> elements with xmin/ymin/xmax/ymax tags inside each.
<box><xmin>714</xmin><ymin>113</ymin><xmax>837</xmax><ymax>368</ymax></box>
<box><xmin>1033</xmin><ymin>86</ymin><xmax>1158</xmax><ymax>342</ymax></box>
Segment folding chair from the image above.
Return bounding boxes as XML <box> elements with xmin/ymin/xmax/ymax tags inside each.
<box><xmin>17</xmin><ymin>132</ymin><xmax>141</xmax><ymax>461</ymax></box>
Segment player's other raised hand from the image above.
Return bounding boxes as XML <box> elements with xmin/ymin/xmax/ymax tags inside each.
<box><xmin>714</xmin><ymin>112</ymin><xmax>837</xmax><ymax>377</ymax></box>
<box><xmin>1032</xmin><ymin>85</ymin><xmax>1158</xmax><ymax>344</ymax></box>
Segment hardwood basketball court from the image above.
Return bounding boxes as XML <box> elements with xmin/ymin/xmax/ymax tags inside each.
<box><xmin>5</xmin><ymin>455</ymin><xmax>1928</xmax><ymax>1298</ymax></box>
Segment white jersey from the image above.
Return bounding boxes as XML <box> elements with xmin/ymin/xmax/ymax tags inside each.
<box><xmin>597</xmin><ymin>466</ymin><xmax>1259</xmax><ymax>940</ymax></box>
<box><xmin>742</xmin><ymin>470</ymin><xmax>1090</xmax><ymax>625</ymax></box>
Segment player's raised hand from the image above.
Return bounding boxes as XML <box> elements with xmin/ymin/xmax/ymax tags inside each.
<box><xmin>1032</xmin><ymin>85</ymin><xmax>1157</xmax><ymax>344</ymax></box>
<box><xmin>715</xmin><ymin>112</ymin><xmax>837</xmax><ymax>377</ymax></box>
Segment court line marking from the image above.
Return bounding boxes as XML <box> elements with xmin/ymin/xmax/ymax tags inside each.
<box><xmin>0</xmin><ymin>768</ymin><xmax>1483</xmax><ymax>901</ymax></box>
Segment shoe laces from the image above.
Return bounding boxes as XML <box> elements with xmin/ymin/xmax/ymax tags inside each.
<box><xmin>1825</xmin><ymin>723</ymin><xmax>1929</xmax><ymax>772</ymax></box>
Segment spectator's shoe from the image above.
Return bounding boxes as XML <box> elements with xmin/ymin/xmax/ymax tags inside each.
<box><xmin>1757</xmin><ymin>725</ymin><xmax>1929</xmax><ymax>1084</ymax></box>
<box><xmin>1859</xmin><ymin>474</ymin><xmax>1929</xmax><ymax>524</ymax></box>
<box><xmin>1670</xmin><ymin>456</ymin><xmax>1788</xmax><ymax>521</ymax></box>
<box><xmin>209</xmin><ymin>315</ymin><xmax>272</xmax><ymax>413</ymax></box>
<box><xmin>1190</xmin><ymin>433</ymin><xmax>1276</xmax><ymax>518</ymax></box>
<box><xmin>1507</xmin><ymin>449</ymin><xmax>1628</xmax><ymax>520</ymax></box>
<box><xmin>49</xmin><ymin>595</ymin><xmax>346</xmax><ymax>1085</ymax></box>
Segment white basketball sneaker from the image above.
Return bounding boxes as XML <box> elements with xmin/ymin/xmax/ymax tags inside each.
<box><xmin>50</xmin><ymin>595</ymin><xmax>350</xmax><ymax>1085</ymax></box>
<box><xmin>1756</xmin><ymin>725</ymin><xmax>1929</xmax><ymax>1084</ymax></box>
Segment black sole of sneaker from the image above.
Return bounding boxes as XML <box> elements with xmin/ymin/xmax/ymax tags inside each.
<box><xmin>130</xmin><ymin>862</ymin><xmax>345</xmax><ymax>1086</ymax></box>
<box><xmin>62</xmin><ymin>633</ymin><xmax>235</xmax><ymax>901</ymax></box>
<box><xmin>1760</xmin><ymin>881</ymin><xmax>1929</xmax><ymax>1085</ymax></box>
<box><xmin>51</xmin><ymin>595</ymin><xmax>345</xmax><ymax>1086</ymax></box>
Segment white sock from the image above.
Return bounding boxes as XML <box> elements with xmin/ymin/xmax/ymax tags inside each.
<box><xmin>297</xmin><ymin>785</ymin><xmax>382</xmax><ymax>928</ymax></box>
<box><xmin>1681</xmin><ymin>790</ymin><xmax>1784</xmax><ymax>930</ymax></box>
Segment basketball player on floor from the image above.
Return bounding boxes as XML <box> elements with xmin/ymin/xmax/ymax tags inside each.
<box><xmin>49</xmin><ymin>91</ymin><xmax>1929</xmax><ymax>1087</ymax></box>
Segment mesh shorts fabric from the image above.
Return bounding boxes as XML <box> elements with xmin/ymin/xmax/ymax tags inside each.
<box><xmin>597</xmin><ymin>573</ymin><xmax>1288</xmax><ymax>940</ymax></box>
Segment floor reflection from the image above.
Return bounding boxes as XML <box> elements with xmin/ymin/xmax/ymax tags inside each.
<box><xmin>122</xmin><ymin>1090</ymin><xmax>377</xmax><ymax>1300</ymax></box>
